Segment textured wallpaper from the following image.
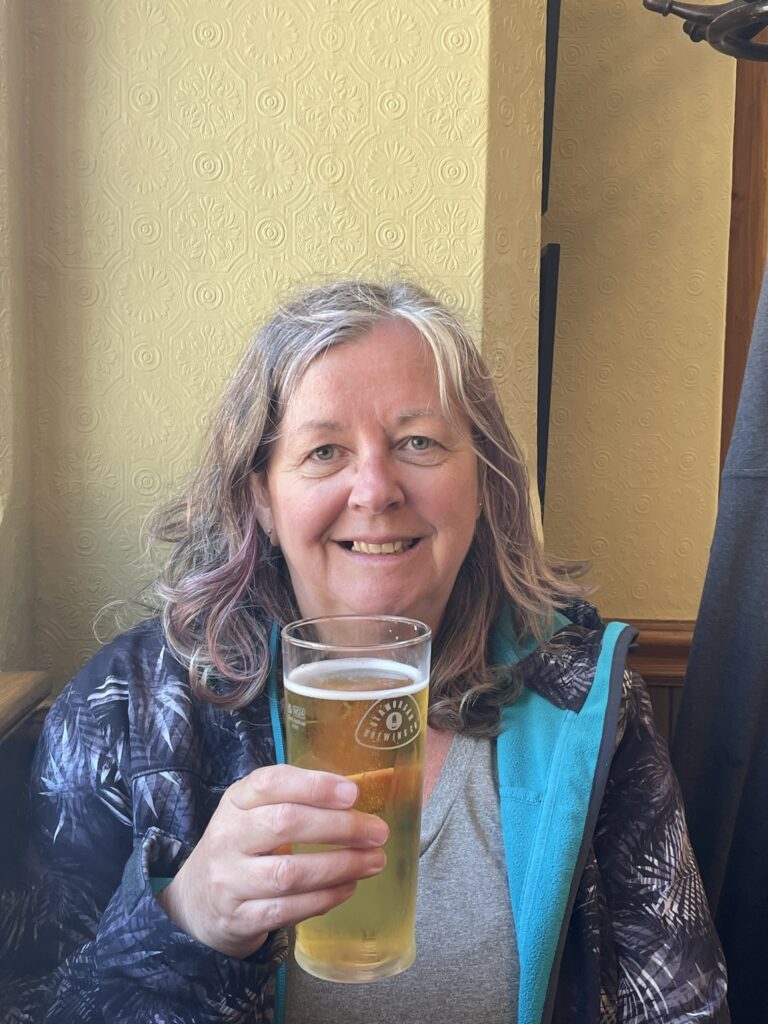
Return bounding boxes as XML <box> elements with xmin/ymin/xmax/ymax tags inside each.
<box><xmin>13</xmin><ymin>0</ymin><xmax>546</xmax><ymax>686</ymax></box>
<box><xmin>484</xmin><ymin>0</ymin><xmax>545</xmax><ymax>468</ymax></box>
<box><xmin>2</xmin><ymin>0</ymin><xmax>734</xmax><ymax>684</ymax></box>
<box><xmin>0</xmin><ymin>0</ymin><xmax>35</xmax><ymax>670</ymax></box>
<box><xmin>542</xmin><ymin>2</ymin><xmax>735</xmax><ymax>619</ymax></box>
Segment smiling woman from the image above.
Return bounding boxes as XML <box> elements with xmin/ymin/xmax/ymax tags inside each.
<box><xmin>2</xmin><ymin>280</ymin><xmax>728</xmax><ymax>1024</ymax></box>
<box><xmin>152</xmin><ymin>279</ymin><xmax>580</xmax><ymax>735</ymax></box>
<box><xmin>254</xmin><ymin>322</ymin><xmax>481</xmax><ymax>635</ymax></box>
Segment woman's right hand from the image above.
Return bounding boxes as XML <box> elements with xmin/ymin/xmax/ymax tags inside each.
<box><xmin>156</xmin><ymin>764</ymin><xmax>389</xmax><ymax>959</ymax></box>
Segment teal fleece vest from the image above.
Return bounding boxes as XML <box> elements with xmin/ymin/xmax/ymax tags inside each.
<box><xmin>268</xmin><ymin>614</ymin><xmax>633</xmax><ymax>1024</ymax></box>
<box><xmin>492</xmin><ymin>611</ymin><xmax>632</xmax><ymax>1024</ymax></box>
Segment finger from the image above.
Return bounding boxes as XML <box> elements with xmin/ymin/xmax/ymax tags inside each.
<box><xmin>229</xmin><ymin>764</ymin><xmax>358</xmax><ymax>812</ymax></box>
<box><xmin>246</xmin><ymin>803</ymin><xmax>389</xmax><ymax>855</ymax></box>
<box><xmin>247</xmin><ymin>847</ymin><xmax>387</xmax><ymax>900</ymax></box>
<box><xmin>234</xmin><ymin>880</ymin><xmax>360</xmax><ymax>937</ymax></box>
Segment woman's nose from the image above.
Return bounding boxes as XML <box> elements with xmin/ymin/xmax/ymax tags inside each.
<box><xmin>347</xmin><ymin>453</ymin><xmax>405</xmax><ymax>513</ymax></box>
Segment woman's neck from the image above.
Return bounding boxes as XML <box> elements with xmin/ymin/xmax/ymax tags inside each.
<box><xmin>422</xmin><ymin>727</ymin><xmax>454</xmax><ymax>806</ymax></box>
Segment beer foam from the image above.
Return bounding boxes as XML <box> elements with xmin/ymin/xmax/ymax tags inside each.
<box><xmin>284</xmin><ymin>658</ymin><xmax>427</xmax><ymax>700</ymax></box>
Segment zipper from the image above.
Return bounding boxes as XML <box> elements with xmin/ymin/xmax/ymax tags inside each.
<box><xmin>274</xmin><ymin>961</ymin><xmax>287</xmax><ymax>1024</ymax></box>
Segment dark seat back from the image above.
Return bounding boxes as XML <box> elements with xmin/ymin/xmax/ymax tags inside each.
<box><xmin>0</xmin><ymin>716</ymin><xmax>44</xmax><ymax>887</ymax></box>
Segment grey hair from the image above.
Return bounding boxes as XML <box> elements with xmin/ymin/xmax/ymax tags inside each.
<box><xmin>151</xmin><ymin>279</ymin><xmax>584</xmax><ymax>736</ymax></box>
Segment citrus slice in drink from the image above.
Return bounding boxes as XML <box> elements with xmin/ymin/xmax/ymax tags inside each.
<box><xmin>348</xmin><ymin>767</ymin><xmax>395</xmax><ymax>814</ymax></box>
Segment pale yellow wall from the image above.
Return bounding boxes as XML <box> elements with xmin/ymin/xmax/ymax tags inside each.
<box><xmin>18</xmin><ymin>1</ymin><xmax>545</xmax><ymax>686</ymax></box>
<box><xmin>0</xmin><ymin>0</ymin><xmax>35</xmax><ymax>670</ymax></box>
<box><xmin>5</xmin><ymin>0</ymin><xmax>734</xmax><ymax>682</ymax></box>
<box><xmin>543</xmin><ymin>2</ymin><xmax>735</xmax><ymax>619</ymax></box>
<box><xmin>483</xmin><ymin>2</ymin><xmax>546</xmax><ymax>474</ymax></box>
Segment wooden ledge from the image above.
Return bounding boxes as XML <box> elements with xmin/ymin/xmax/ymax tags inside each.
<box><xmin>0</xmin><ymin>671</ymin><xmax>53</xmax><ymax>740</ymax></box>
<box><xmin>611</xmin><ymin>619</ymin><xmax>695</xmax><ymax>688</ymax></box>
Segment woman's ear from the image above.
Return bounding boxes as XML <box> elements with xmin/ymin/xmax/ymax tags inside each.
<box><xmin>249</xmin><ymin>472</ymin><xmax>279</xmax><ymax>547</ymax></box>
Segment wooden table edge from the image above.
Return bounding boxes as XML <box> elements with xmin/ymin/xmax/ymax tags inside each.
<box><xmin>0</xmin><ymin>671</ymin><xmax>53</xmax><ymax>741</ymax></box>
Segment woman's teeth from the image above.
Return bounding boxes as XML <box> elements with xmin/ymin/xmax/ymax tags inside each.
<box><xmin>350</xmin><ymin>540</ymin><xmax>413</xmax><ymax>554</ymax></box>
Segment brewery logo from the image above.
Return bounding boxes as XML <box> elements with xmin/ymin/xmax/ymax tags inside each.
<box><xmin>285</xmin><ymin>701</ymin><xmax>306</xmax><ymax>731</ymax></box>
<box><xmin>355</xmin><ymin>695</ymin><xmax>422</xmax><ymax>750</ymax></box>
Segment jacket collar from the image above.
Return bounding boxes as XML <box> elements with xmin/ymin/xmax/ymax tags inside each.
<box><xmin>490</xmin><ymin>603</ymin><xmax>606</xmax><ymax>714</ymax></box>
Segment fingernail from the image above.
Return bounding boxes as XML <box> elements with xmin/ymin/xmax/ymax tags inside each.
<box><xmin>363</xmin><ymin>852</ymin><xmax>387</xmax><ymax>876</ymax></box>
<box><xmin>367</xmin><ymin>819</ymin><xmax>389</xmax><ymax>845</ymax></box>
<box><xmin>335</xmin><ymin>780</ymin><xmax>358</xmax><ymax>805</ymax></box>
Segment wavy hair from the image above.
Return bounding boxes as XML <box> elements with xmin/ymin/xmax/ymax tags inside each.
<box><xmin>151</xmin><ymin>279</ymin><xmax>585</xmax><ymax>736</ymax></box>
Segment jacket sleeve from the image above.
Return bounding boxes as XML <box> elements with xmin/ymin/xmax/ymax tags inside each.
<box><xmin>0</xmin><ymin>679</ymin><xmax>287</xmax><ymax>1023</ymax></box>
<box><xmin>594</xmin><ymin>669</ymin><xmax>730</xmax><ymax>1024</ymax></box>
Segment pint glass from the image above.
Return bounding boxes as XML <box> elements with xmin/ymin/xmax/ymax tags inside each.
<box><xmin>282</xmin><ymin>615</ymin><xmax>431</xmax><ymax>983</ymax></box>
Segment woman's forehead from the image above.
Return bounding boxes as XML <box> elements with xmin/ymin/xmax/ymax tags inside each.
<box><xmin>280</xmin><ymin>355</ymin><xmax>472</xmax><ymax>444</ymax></box>
<box><xmin>292</xmin><ymin>333</ymin><xmax>435</xmax><ymax>402</ymax></box>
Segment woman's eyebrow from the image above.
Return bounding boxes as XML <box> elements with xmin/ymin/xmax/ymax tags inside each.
<box><xmin>395</xmin><ymin>408</ymin><xmax>444</xmax><ymax>423</ymax></box>
<box><xmin>290</xmin><ymin>410</ymin><xmax>450</xmax><ymax>439</ymax></box>
<box><xmin>292</xmin><ymin>419</ymin><xmax>344</xmax><ymax>435</ymax></box>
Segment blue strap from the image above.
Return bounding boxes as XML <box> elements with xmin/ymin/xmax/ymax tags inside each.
<box><xmin>266</xmin><ymin>619</ymin><xmax>287</xmax><ymax>1024</ymax></box>
<box><xmin>149</xmin><ymin>876</ymin><xmax>174</xmax><ymax>896</ymax></box>
<box><xmin>268</xmin><ymin>619</ymin><xmax>285</xmax><ymax>766</ymax></box>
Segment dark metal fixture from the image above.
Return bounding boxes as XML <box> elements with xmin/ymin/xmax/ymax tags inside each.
<box><xmin>643</xmin><ymin>0</ymin><xmax>768</xmax><ymax>59</ymax></box>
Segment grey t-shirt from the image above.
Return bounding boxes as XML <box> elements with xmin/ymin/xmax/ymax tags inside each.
<box><xmin>285</xmin><ymin>733</ymin><xmax>519</xmax><ymax>1023</ymax></box>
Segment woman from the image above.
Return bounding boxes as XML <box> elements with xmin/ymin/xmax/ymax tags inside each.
<box><xmin>1</xmin><ymin>280</ymin><xmax>728</xmax><ymax>1023</ymax></box>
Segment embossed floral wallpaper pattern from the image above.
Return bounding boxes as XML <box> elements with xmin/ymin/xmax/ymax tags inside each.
<box><xmin>0</xmin><ymin>0</ymin><xmax>549</xmax><ymax>684</ymax></box>
<box><xmin>0</xmin><ymin>1</ymin><xmax>736</xmax><ymax>687</ymax></box>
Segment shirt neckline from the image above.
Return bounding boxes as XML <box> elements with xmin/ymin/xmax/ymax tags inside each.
<box><xmin>419</xmin><ymin>732</ymin><xmax>483</xmax><ymax>854</ymax></box>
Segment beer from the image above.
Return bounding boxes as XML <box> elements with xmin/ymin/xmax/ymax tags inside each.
<box><xmin>284</xmin><ymin>658</ymin><xmax>428</xmax><ymax>983</ymax></box>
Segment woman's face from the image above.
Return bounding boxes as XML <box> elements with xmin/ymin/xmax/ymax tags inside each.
<box><xmin>256</xmin><ymin>319</ymin><xmax>481</xmax><ymax>635</ymax></box>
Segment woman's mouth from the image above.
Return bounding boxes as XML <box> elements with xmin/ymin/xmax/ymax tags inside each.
<box><xmin>341</xmin><ymin>538</ymin><xmax>419</xmax><ymax>555</ymax></box>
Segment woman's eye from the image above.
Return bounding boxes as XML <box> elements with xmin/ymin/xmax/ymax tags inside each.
<box><xmin>311</xmin><ymin>445</ymin><xmax>336</xmax><ymax>461</ymax></box>
<box><xmin>407</xmin><ymin>436</ymin><xmax>434</xmax><ymax>451</ymax></box>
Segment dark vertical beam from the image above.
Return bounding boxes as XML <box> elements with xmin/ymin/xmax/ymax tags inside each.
<box><xmin>542</xmin><ymin>0</ymin><xmax>562</xmax><ymax>215</ymax></box>
<box><xmin>537</xmin><ymin>243</ymin><xmax>560</xmax><ymax>511</ymax></box>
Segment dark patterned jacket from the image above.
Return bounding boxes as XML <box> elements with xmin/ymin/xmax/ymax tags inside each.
<box><xmin>0</xmin><ymin>606</ymin><xmax>728</xmax><ymax>1023</ymax></box>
